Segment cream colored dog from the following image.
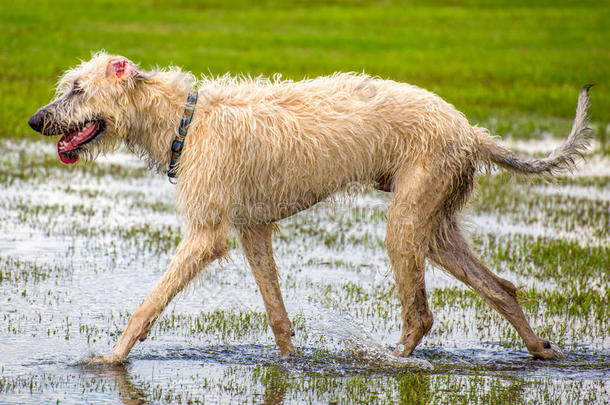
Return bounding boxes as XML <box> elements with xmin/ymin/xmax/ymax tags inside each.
<box><xmin>28</xmin><ymin>52</ymin><xmax>591</xmax><ymax>363</ymax></box>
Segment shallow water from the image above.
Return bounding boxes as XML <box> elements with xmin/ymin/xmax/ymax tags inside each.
<box><xmin>0</xmin><ymin>140</ymin><xmax>608</xmax><ymax>403</ymax></box>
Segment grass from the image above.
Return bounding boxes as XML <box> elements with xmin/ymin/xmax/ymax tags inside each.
<box><xmin>0</xmin><ymin>141</ymin><xmax>607</xmax><ymax>401</ymax></box>
<box><xmin>1</xmin><ymin>1</ymin><xmax>609</xmax><ymax>404</ymax></box>
<box><xmin>1</xmin><ymin>0</ymin><xmax>609</xmax><ymax>141</ymax></box>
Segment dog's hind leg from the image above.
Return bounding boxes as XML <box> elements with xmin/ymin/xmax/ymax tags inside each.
<box><xmin>90</xmin><ymin>223</ymin><xmax>227</xmax><ymax>364</ymax></box>
<box><xmin>238</xmin><ymin>224</ymin><xmax>296</xmax><ymax>356</ymax></box>
<box><xmin>428</xmin><ymin>221</ymin><xmax>565</xmax><ymax>360</ymax></box>
<box><xmin>386</xmin><ymin>166</ymin><xmax>449</xmax><ymax>357</ymax></box>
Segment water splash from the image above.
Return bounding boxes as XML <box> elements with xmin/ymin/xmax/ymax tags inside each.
<box><xmin>300</xmin><ymin>304</ymin><xmax>433</xmax><ymax>370</ymax></box>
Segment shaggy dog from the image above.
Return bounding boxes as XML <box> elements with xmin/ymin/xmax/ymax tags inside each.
<box><xmin>28</xmin><ymin>52</ymin><xmax>591</xmax><ymax>363</ymax></box>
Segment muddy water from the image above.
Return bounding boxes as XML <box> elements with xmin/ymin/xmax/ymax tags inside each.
<box><xmin>0</xmin><ymin>140</ymin><xmax>608</xmax><ymax>403</ymax></box>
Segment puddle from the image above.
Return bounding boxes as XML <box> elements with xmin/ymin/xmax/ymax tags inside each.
<box><xmin>1</xmin><ymin>139</ymin><xmax>608</xmax><ymax>403</ymax></box>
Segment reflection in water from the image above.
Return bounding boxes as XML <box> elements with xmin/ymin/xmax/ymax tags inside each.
<box><xmin>73</xmin><ymin>343</ymin><xmax>436</xmax><ymax>404</ymax></box>
<box><xmin>396</xmin><ymin>374</ymin><xmax>432</xmax><ymax>403</ymax></box>
<box><xmin>77</xmin><ymin>357</ymin><xmax>291</xmax><ymax>405</ymax></box>
<box><xmin>1</xmin><ymin>141</ymin><xmax>607</xmax><ymax>403</ymax></box>
<box><xmin>249</xmin><ymin>361</ymin><xmax>439</xmax><ymax>404</ymax></box>
<box><xmin>78</xmin><ymin>364</ymin><xmax>147</xmax><ymax>405</ymax></box>
<box><xmin>257</xmin><ymin>365</ymin><xmax>288</xmax><ymax>405</ymax></box>
<box><xmin>16</xmin><ymin>342</ymin><xmax>603</xmax><ymax>404</ymax></box>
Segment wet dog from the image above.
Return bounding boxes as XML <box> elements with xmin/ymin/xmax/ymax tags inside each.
<box><xmin>29</xmin><ymin>52</ymin><xmax>591</xmax><ymax>363</ymax></box>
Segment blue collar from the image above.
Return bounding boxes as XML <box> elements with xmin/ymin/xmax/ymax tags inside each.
<box><xmin>168</xmin><ymin>89</ymin><xmax>198</xmax><ymax>182</ymax></box>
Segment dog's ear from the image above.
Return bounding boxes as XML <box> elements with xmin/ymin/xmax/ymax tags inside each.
<box><xmin>106</xmin><ymin>59</ymin><xmax>139</xmax><ymax>81</ymax></box>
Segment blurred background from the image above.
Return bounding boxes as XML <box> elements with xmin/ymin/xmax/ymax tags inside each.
<box><xmin>2</xmin><ymin>0</ymin><xmax>608</xmax><ymax>143</ymax></box>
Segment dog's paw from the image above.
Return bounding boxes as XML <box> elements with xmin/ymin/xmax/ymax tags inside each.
<box><xmin>392</xmin><ymin>343</ymin><xmax>417</xmax><ymax>358</ymax></box>
<box><xmin>85</xmin><ymin>352</ymin><xmax>125</xmax><ymax>366</ymax></box>
<box><xmin>532</xmin><ymin>341</ymin><xmax>566</xmax><ymax>360</ymax></box>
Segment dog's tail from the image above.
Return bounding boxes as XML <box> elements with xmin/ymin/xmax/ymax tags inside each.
<box><xmin>476</xmin><ymin>85</ymin><xmax>593</xmax><ymax>176</ymax></box>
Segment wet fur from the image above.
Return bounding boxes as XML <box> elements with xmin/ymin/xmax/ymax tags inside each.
<box><xmin>28</xmin><ymin>52</ymin><xmax>591</xmax><ymax>363</ymax></box>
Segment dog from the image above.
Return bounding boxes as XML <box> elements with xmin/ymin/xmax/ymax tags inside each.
<box><xmin>28</xmin><ymin>52</ymin><xmax>591</xmax><ymax>363</ymax></box>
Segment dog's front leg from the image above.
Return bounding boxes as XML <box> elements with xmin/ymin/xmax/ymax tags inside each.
<box><xmin>90</xmin><ymin>223</ymin><xmax>227</xmax><ymax>364</ymax></box>
<box><xmin>238</xmin><ymin>224</ymin><xmax>296</xmax><ymax>357</ymax></box>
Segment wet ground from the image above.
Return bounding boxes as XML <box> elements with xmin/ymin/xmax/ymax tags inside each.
<box><xmin>0</xmin><ymin>138</ymin><xmax>608</xmax><ymax>404</ymax></box>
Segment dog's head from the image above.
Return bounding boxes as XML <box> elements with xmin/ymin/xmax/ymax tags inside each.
<box><xmin>28</xmin><ymin>52</ymin><xmax>148</xmax><ymax>164</ymax></box>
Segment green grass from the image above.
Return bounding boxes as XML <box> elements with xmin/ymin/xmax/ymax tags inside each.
<box><xmin>1</xmin><ymin>0</ymin><xmax>608</xmax><ymax>140</ymax></box>
<box><xmin>1</xmin><ymin>3</ymin><xmax>609</xmax><ymax>403</ymax></box>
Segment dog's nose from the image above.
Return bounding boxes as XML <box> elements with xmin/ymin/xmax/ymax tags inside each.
<box><xmin>28</xmin><ymin>113</ymin><xmax>43</xmax><ymax>133</ymax></box>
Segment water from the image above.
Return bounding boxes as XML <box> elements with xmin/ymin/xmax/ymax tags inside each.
<box><xmin>0</xmin><ymin>140</ymin><xmax>608</xmax><ymax>403</ymax></box>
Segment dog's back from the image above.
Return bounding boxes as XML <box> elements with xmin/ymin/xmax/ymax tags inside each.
<box><xmin>178</xmin><ymin>73</ymin><xmax>480</xmax><ymax>224</ymax></box>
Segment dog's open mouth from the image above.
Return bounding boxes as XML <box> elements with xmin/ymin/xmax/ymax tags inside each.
<box><xmin>57</xmin><ymin>120</ymin><xmax>105</xmax><ymax>164</ymax></box>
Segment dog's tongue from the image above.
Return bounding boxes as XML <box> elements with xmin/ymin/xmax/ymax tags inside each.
<box><xmin>57</xmin><ymin>132</ymin><xmax>78</xmax><ymax>165</ymax></box>
<box><xmin>56</xmin><ymin>122</ymin><xmax>99</xmax><ymax>165</ymax></box>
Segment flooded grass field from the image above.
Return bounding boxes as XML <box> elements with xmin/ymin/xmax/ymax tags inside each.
<box><xmin>0</xmin><ymin>137</ymin><xmax>608</xmax><ymax>404</ymax></box>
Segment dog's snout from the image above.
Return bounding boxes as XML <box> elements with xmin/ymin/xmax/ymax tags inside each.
<box><xmin>28</xmin><ymin>113</ymin><xmax>43</xmax><ymax>133</ymax></box>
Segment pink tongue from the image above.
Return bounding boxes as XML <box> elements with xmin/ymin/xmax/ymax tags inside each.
<box><xmin>57</xmin><ymin>135</ymin><xmax>78</xmax><ymax>165</ymax></box>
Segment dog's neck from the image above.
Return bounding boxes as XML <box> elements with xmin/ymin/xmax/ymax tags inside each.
<box><xmin>127</xmin><ymin>71</ymin><xmax>197</xmax><ymax>173</ymax></box>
